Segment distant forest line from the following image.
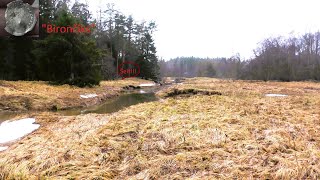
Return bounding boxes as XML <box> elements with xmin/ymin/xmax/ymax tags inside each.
<box><xmin>160</xmin><ymin>32</ymin><xmax>320</xmax><ymax>81</ymax></box>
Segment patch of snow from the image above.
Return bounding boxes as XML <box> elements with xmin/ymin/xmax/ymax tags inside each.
<box><xmin>0</xmin><ymin>146</ymin><xmax>8</xmax><ymax>151</ymax></box>
<box><xmin>139</xmin><ymin>83</ymin><xmax>156</xmax><ymax>87</ymax></box>
<box><xmin>0</xmin><ymin>118</ymin><xmax>40</xmax><ymax>144</ymax></box>
<box><xmin>139</xmin><ymin>90</ymin><xmax>147</xmax><ymax>94</ymax></box>
<box><xmin>80</xmin><ymin>94</ymin><xmax>98</xmax><ymax>99</ymax></box>
<box><xmin>265</xmin><ymin>94</ymin><xmax>288</xmax><ymax>97</ymax></box>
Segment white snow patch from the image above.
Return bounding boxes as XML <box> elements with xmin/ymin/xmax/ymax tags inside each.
<box><xmin>139</xmin><ymin>90</ymin><xmax>147</xmax><ymax>94</ymax></box>
<box><xmin>139</xmin><ymin>83</ymin><xmax>156</xmax><ymax>87</ymax></box>
<box><xmin>0</xmin><ymin>118</ymin><xmax>40</xmax><ymax>144</ymax></box>
<box><xmin>265</xmin><ymin>94</ymin><xmax>288</xmax><ymax>97</ymax></box>
<box><xmin>0</xmin><ymin>146</ymin><xmax>8</xmax><ymax>151</ymax></box>
<box><xmin>80</xmin><ymin>94</ymin><xmax>98</xmax><ymax>99</ymax></box>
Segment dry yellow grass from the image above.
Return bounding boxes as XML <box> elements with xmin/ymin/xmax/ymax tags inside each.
<box><xmin>0</xmin><ymin>78</ymin><xmax>151</xmax><ymax>111</ymax></box>
<box><xmin>1</xmin><ymin>78</ymin><xmax>320</xmax><ymax>179</ymax></box>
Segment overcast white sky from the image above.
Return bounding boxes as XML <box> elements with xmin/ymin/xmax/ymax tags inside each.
<box><xmin>78</xmin><ymin>0</ymin><xmax>320</xmax><ymax>60</ymax></box>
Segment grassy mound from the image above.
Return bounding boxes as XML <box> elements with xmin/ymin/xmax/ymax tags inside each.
<box><xmin>159</xmin><ymin>88</ymin><xmax>222</xmax><ymax>98</ymax></box>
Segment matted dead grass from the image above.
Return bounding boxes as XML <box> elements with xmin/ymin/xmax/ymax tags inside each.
<box><xmin>0</xmin><ymin>78</ymin><xmax>151</xmax><ymax>112</ymax></box>
<box><xmin>1</xmin><ymin>78</ymin><xmax>320</xmax><ymax>179</ymax></box>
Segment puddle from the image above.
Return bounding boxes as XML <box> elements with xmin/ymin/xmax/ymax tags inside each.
<box><xmin>0</xmin><ymin>118</ymin><xmax>40</xmax><ymax>144</ymax></box>
<box><xmin>265</xmin><ymin>94</ymin><xmax>288</xmax><ymax>97</ymax></box>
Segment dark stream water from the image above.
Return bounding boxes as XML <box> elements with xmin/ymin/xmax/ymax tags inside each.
<box><xmin>0</xmin><ymin>87</ymin><xmax>159</xmax><ymax>122</ymax></box>
<box><xmin>60</xmin><ymin>91</ymin><xmax>158</xmax><ymax>116</ymax></box>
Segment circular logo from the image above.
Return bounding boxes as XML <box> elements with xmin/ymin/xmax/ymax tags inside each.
<box><xmin>5</xmin><ymin>0</ymin><xmax>37</xmax><ymax>36</ymax></box>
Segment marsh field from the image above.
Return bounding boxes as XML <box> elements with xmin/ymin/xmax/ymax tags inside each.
<box><xmin>0</xmin><ymin>78</ymin><xmax>320</xmax><ymax>179</ymax></box>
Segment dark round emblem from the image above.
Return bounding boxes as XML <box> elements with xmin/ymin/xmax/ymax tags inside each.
<box><xmin>4</xmin><ymin>0</ymin><xmax>37</xmax><ymax>36</ymax></box>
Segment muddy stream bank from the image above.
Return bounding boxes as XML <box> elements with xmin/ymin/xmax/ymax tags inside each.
<box><xmin>0</xmin><ymin>84</ymin><xmax>163</xmax><ymax>122</ymax></box>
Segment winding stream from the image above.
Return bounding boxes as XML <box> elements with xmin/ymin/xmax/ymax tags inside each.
<box><xmin>0</xmin><ymin>86</ymin><xmax>161</xmax><ymax>122</ymax></box>
<box><xmin>60</xmin><ymin>90</ymin><xmax>158</xmax><ymax>116</ymax></box>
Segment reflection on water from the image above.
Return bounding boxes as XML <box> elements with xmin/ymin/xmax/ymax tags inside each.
<box><xmin>60</xmin><ymin>92</ymin><xmax>158</xmax><ymax>116</ymax></box>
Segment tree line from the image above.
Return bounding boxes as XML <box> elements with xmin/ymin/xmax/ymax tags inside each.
<box><xmin>0</xmin><ymin>0</ymin><xmax>160</xmax><ymax>87</ymax></box>
<box><xmin>159</xmin><ymin>55</ymin><xmax>242</xmax><ymax>79</ymax></box>
<box><xmin>160</xmin><ymin>32</ymin><xmax>320</xmax><ymax>81</ymax></box>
